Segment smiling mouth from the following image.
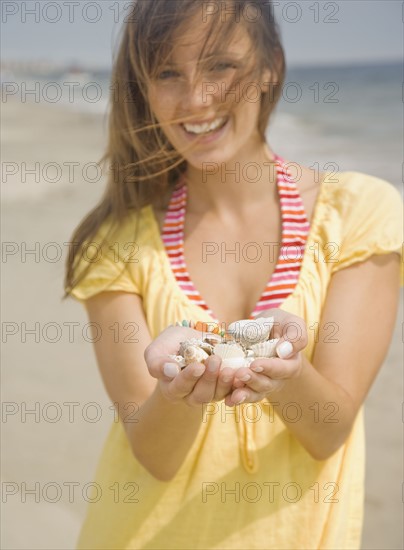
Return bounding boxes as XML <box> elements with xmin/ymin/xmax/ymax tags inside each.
<box><xmin>180</xmin><ymin>116</ymin><xmax>229</xmax><ymax>136</ymax></box>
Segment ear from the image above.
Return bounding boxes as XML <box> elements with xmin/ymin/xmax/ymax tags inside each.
<box><xmin>260</xmin><ymin>67</ymin><xmax>272</xmax><ymax>93</ymax></box>
<box><xmin>260</xmin><ymin>50</ymin><xmax>283</xmax><ymax>93</ymax></box>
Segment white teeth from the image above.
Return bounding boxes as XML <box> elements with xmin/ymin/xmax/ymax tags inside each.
<box><xmin>183</xmin><ymin>117</ymin><xmax>226</xmax><ymax>134</ymax></box>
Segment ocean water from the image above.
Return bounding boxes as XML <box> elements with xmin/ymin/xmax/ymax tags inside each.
<box><xmin>2</xmin><ymin>61</ymin><xmax>402</xmax><ymax>191</ymax></box>
<box><xmin>268</xmin><ymin>61</ymin><xmax>402</xmax><ymax>189</ymax></box>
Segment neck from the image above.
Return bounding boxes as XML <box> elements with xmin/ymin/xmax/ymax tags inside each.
<box><xmin>183</xmin><ymin>141</ymin><xmax>279</xmax><ymax>218</ymax></box>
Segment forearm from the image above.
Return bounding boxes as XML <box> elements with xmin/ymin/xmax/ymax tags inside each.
<box><xmin>269</xmin><ymin>355</ymin><xmax>357</xmax><ymax>460</ymax></box>
<box><xmin>127</xmin><ymin>385</ymin><xmax>203</xmax><ymax>481</ymax></box>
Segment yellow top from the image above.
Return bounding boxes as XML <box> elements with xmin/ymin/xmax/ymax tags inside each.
<box><xmin>70</xmin><ymin>171</ymin><xmax>403</xmax><ymax>550</ymax></box>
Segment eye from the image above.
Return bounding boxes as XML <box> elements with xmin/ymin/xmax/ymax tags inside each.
<box><xmin>210</xmin><ymin>62</ymin><xmax>237</xmax><ymax>72</ymax></box>
<box><xmin>156</xmin><ymin>70</ymin><xmax>179</xmax><ymax>80</ymax></box>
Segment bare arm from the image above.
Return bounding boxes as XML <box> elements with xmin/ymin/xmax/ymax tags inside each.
<box><xmin>83</xmin><ymin>292</ymin><xmax>233</xmax><ymax>480</ymax></box>
<box><xmin>227</xmin><ymin>252</ymin><xmax>401</xmax><ymax>460</ymax></box>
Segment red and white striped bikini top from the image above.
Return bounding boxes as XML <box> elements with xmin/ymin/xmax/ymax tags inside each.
<box><xmin>161</xmin><ymin>154</ymin><xmax>310</xmax><ymax>322</ymax></box>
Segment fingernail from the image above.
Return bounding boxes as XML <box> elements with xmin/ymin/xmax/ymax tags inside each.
<box><xmin>193</xmin><ymin>365</ymin><xmax>206</xmax><ymax>377</ymax></box>
<box><xmin>236</xmin><ymin>395</ymin><xmax>247</xmax><ymax>404</ymax></box>
<box><xmin>207</xmin><ymin>356</ymin><xmax>220</xmax><ymax>372</ymax></box>
<box><xmin>222</xmin><ymin>376</ymin><xmax>232</xmax><ymax>383</ymax></box>
<box><xmin>163</xmin><ymin>362</ymin><xmax>179</xmax><ymax>378</ymax></box>
<box><xmin>277</xmin><ymin>341</ymin><xmax>293</xmax><ymax>359</ymax></box>
<box><xmin>251</xmin><ymin>365</ymin><xmax>264</xmax><ymax>373</ymax></box>
<box><xmin>240</xmin><ymin>374</ymin><xmax>251</xmax><ymax>382</ymax></box>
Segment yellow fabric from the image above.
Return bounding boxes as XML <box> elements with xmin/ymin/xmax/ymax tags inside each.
<box><xmin>70</xmin><ymin>171</ymin><xmax>403</xmax><ymax>550</ymax></box>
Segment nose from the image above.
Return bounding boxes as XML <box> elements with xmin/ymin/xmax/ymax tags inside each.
<box><xmin>180</xmin><ymin>73</ymin><xmax>216</xmax><ymax>112</ymax></box>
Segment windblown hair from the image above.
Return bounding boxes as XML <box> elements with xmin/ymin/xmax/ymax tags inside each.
<box><xmin>63</xmin><ymin>0</ymin><xmax>286</xmax><ymax>299</ymax></box>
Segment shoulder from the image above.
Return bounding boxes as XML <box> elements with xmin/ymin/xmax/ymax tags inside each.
<box><xmin>284</xmin><ymin>163</ymin><xmax>402</xmax><ymax>255</ymax></box>
<box><xmin>75</xmin><ymin>205</ymin><xmax>160</xmax><ymax>280</ymax></box>
<box><xmin>91</xmin><ymin>205</ymin><xmax>159</xmax><ymax>250</ymax></box>
<box><xmin>318</xmin><ymin>171</ymin><xmax>402</xmax><ymax>275</ymax></box>
<box><xmin>286</xmin><ymin>160</ymin><xmax>400</xmax><ymax>202</ymax></box>
<box><xmin>319</xmin><ymin>170</ymin><xmax>402</xmax><ymax>220</ymax></box>
<box><xmin>70</xmin><ymin>206</ymin><xmax>160</xmax><ymax>302</ymax></box>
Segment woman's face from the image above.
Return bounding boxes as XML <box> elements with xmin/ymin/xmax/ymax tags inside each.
<box><xmin>147</xmin><ymin>18</ymin><xmax>271</xmax><ymax>171</ymax></box>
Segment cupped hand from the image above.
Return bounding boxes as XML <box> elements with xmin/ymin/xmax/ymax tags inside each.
<box><xmin>225</xmin><ymin>309</ymin><xmax>309</xmax><ymax>406</ymax></box>
<box><xmin>144</xmin><ymin>326</ymin><xmax>237</xmax><ymax>407</ymax></box>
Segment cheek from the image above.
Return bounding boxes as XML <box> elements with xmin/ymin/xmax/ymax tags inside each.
<box><xmin>242</xmin><ymin>96</ymin><xmax>262</xmax><ymax>118</ymax></box>
<box><xmin>231</xmin><ymin>100</ymin><xmax>261</xmax><ymax>135</ymax></box>
<box><xmin>154</xmin><ymin>100</ymin><xmax>177</xmax><ymax>126</ymax></box>
<box><xmin>148</xmin><ymin>87</ymin><xmax>174</xmax><ymax>120</ymax></box>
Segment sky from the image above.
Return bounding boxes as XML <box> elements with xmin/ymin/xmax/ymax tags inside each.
<box><xmin>1</xmin><ymin>0</ymin><xmax>402</xmax><ymax>69</ymax></box>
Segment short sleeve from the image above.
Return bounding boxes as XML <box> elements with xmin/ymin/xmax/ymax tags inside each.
<box><xmin>68</xmin><ymin>215</ymin><xmax>141</xmax><ymax>303</ymax></box>
<box><xmin>330</xmin><ymin>174</ymin><xmax>403</xmax><ymax>286</ymax></box>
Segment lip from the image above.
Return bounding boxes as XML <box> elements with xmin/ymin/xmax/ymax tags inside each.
<box><xmin>182</xmin><ymin>116</ymin><xmax>225</xmax><ymax>125</ymax></box>
<box><xmin>180</xmin><ymin>116</ymin><xmax>230</xmax><ymax>144</ymax></box>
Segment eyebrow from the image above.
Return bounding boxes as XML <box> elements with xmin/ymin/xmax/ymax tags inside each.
<box><xmin>162</xmin><ymin>54</ymin><xmax>242</xmax><ymax>66</ymax></box>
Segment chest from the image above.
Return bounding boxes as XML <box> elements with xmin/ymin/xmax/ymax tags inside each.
<box><xmin>182</xmin><ymin>208</ymin><xmax>282</xmax><ymax>324</ymax></box>
<box><xmin>153</xmin><ymin>171</ymin><xmax>321</xmax><ymax>325</ymax></box>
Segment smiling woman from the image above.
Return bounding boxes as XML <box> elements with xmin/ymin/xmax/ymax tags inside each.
<box><xmin>146</xmin><ymin>15</ymin><xmax>276</xmax><ymax>171</ymax></box>
<box><xmin>63</xmin><ymin>1</ymin><xmax>403</xmax><ymax>549</ymax></box>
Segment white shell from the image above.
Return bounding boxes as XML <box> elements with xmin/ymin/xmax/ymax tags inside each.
<box><xmin>179</xmin><ymin>339</ymin><xmax>213</xmax><ymax>356</ymax></box>
<box><xmin>182</xmin><ymin>345</ymin><xmax>209</xmax><ymax>365</ymax></box>
<box><xmin>220</xmin><ymin>357</ymin><xmax>249</xmax><ymax>370</ymax></box>
<box><xmin>251</xmin><ymin>338</ymin><xmax>280</xmax><ymax>358</ymax></box>
<box><xmin>203</xmin><ymin>333</ymin><xmax>223</xmax><ymax>346</ymax></box>
<box><xmin>227</xmin><ymin>317</ymin><xmax>274</xmax><ymax>346</ymax></box>
<box><xmin>179</xmin><ymin>338</ymin><xmax>204</xmax><ymax>355</ymax></box>
<box><xmin>213</xmin><ymin>342</ymin><xmax>245</xmax><ymax>360</ymax></box>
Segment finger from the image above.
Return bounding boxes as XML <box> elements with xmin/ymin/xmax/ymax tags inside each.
<box><xmin>248</xmin><ymin>356</ymin><xmax>301</xmax><ymax>380</ymax></box>
<box><xmin>214</xmin><ymin>365</ymin><xmax>237</xmax><ymax>401</ymax></box>
<box><xmin>233</xmin><ymin>369</ymin><xmax>277</xmax><ymax>394</ymax></box>
<box><xmin>188</xmin><ymin>355</ymin><xmax>222</xmax><ymax>405</ymax></box>
<box><xmin>256</xmin><ymin>310</ymin><xmax>308</xmax><ymax>356</ymax></box>
<box><xmin>232</xmin><ymin>378</ymin><xmax>246</xmax><ymax>389</ymax></box>
<box><xmin>146</xmin><ymin>355</ymin><xmax>181</xmax><ymax>379</ymax></box>
<box><xmin>144</xmin><ymin>325</ymin><xmax>208</xmax><ymax>366</ymax></box>
<box><xmin>224</xmin><ymin>387</ymin><xmax>268</xmax><ymax>406</ymax></box>
<box><xmin>165</xmin><ymin>361</ymin><xmax>207</xmax><ymax>400</ymax></box>
<box><xmin>275</xmin><ymin>322</ymin><xmax>308</xmax><ymax>358</ymax></box>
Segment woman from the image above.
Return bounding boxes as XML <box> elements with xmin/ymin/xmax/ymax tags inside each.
<box><xmin>64</xmin><ymin>1</ymin><xmax>403</xmax><ymax>548</ymax></box>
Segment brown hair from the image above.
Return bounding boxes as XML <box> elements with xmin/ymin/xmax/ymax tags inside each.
<box><xmin>63</xmin><ymin>0</ymin><xmax>286</xmax><ymax>299</ymax></box>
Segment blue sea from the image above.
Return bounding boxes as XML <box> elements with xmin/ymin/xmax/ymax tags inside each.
<box><xmin>2</xmin><ymin>61</ymin><xmax>402</xmax><ymax>190</ymax></box>
<box><xmin>268</xmin><ymin>61</ymin><xmax>402</xmax><ymax>190</ymax></box>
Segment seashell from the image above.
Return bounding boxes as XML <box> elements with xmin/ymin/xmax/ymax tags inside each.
<box><xmin>167</xmin><ymin>355</ymin><xmax>186</xmax><ymax>369</ymax></box>
<box><xmin>221</xmin><ymin>332</ymin><xmax>238</xmax><ymax>344</ymax></box>
<box><xmin>220</xmin><ymin>357</ymin><xmax>249</xmax><ymax>370</ymax></box>
<box><xmin>203</xmin><ymin>333</ymin><xmax>223</xmax><ymax>347</ymax></box>
<box><xmin>178</xmin><ymin>338</ymin><xmax>205</xmax><ymax>356</ymax></box>
<box><xmin>213</xmin><ymin>342</ymin><xmax>245</xmax><ymax>360</ymax></box>
<box><xmin>251</xmin><ymin>338</ymin><xmax>280</xmax><ymax>358</ymax></box>
<box><xmin>199</xmin><ymin>342</ymin><xmax>215</xmax><ymax>355</ymax></box>
<box><xmin>227</xmin><ymin>317</ymin><xmax>274</xmax><ymax>346</ymax></box>
<box><xmin>182</xmin><ymin>345</ymin><xmax>209</xmax><ymax>365</ymax></box>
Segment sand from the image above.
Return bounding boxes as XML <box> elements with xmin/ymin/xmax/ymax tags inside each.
<box><xmin>1</xmin><ymin>97</ymin><xmax>402</xmax><ymax>549</ymax></box>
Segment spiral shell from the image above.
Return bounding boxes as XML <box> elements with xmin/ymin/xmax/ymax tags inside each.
<box><xmin>182</xmin><ymin>345</ymin><xmax>209</xmax><ymax>365</ymax></box>
<box><xmin>179</xmin><ymin>338</ymin><xmax>213</xmax><ymax>356</ymax></box>
<box><xmin>251</xmin><ymin>338</ymin><xmax>280</xmax><ymax>358</ymax></box>
<box><xmin>227</xmin><ymin>317</ymin><xmax>274</xmax><ymax>346</ymax></box>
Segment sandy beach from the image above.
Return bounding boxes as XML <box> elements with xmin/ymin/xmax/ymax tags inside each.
<box><xmin>1</xmin><ymin>97</ymin><xmax>403</xmax><ymax>549</ymax></box>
